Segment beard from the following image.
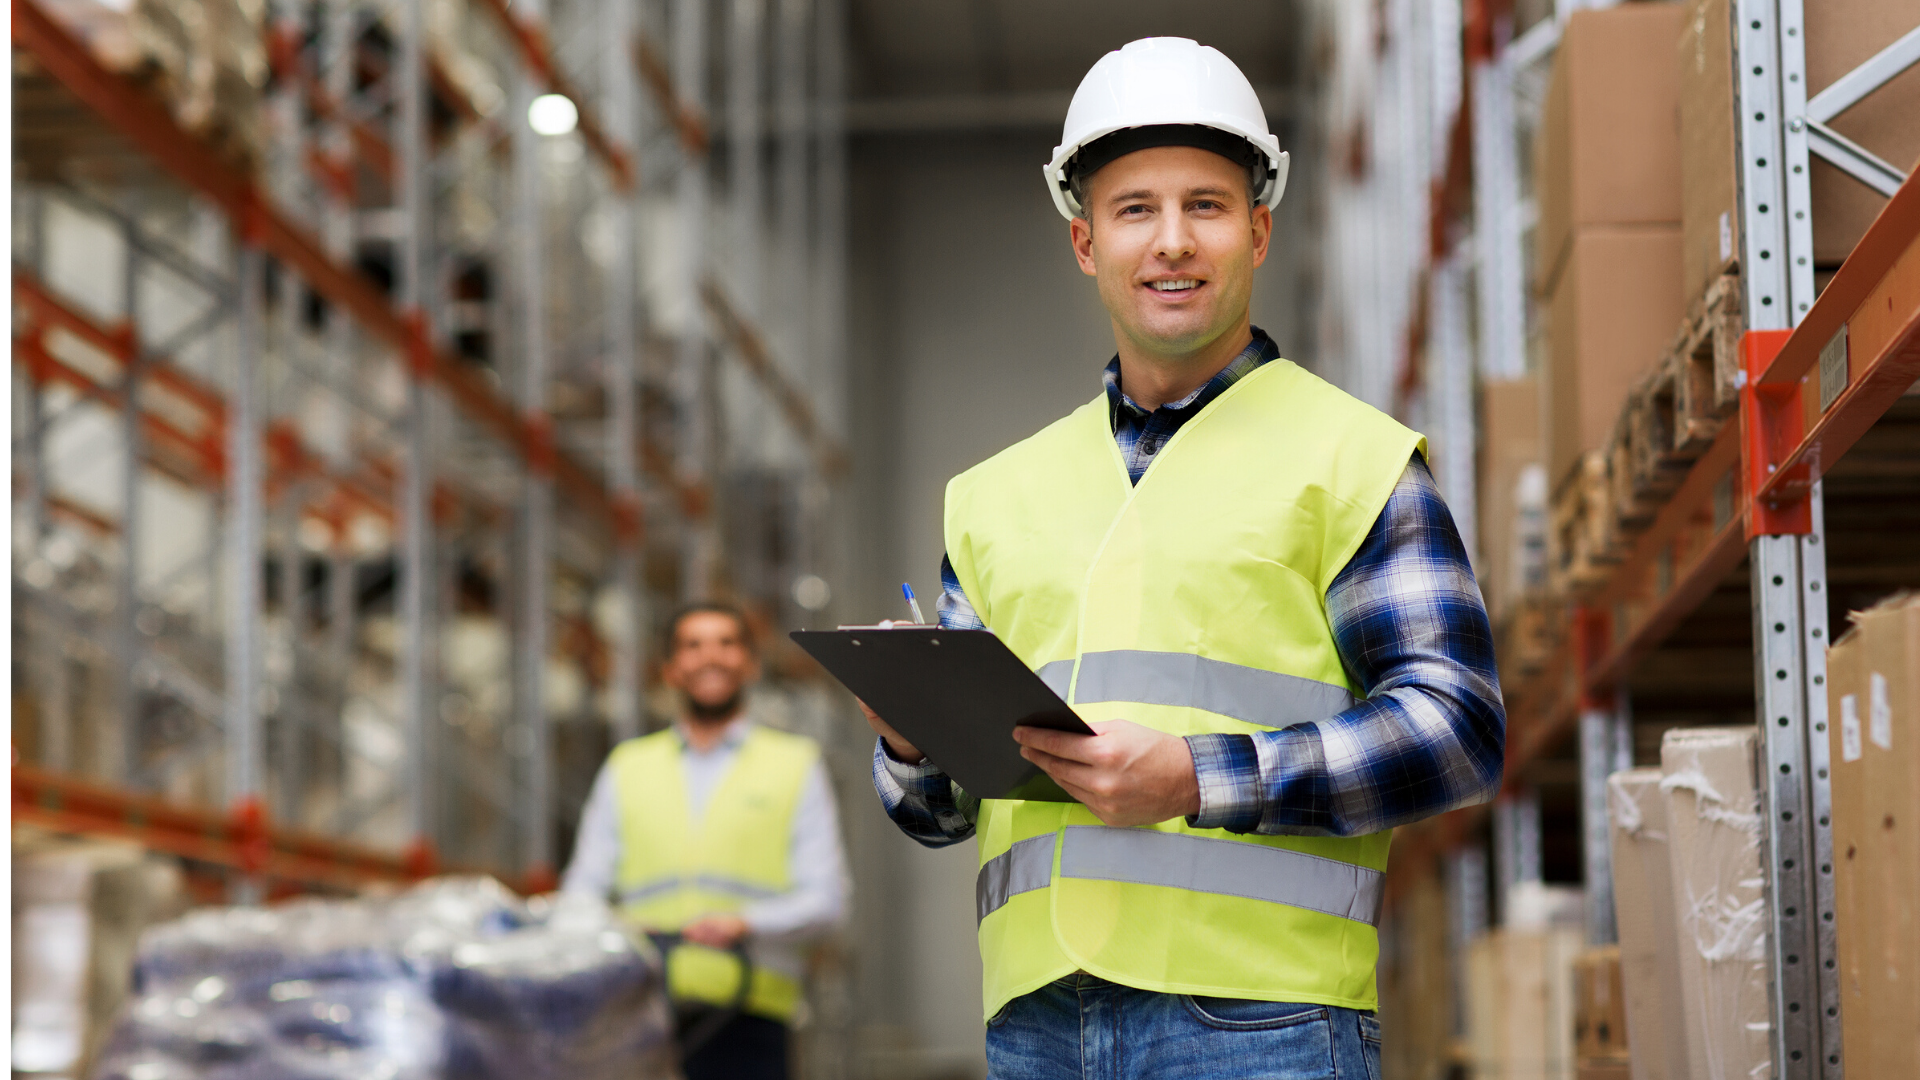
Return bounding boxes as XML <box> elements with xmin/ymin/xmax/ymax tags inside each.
<box><xmin>686</xmin><ymin>691</ymin><xmax>744</xmax><ymax>722</ymax></box>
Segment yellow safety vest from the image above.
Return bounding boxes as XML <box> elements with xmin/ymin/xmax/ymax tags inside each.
<box><xmin>945</xmin><ymin>357</ymin><xmax>1424</xmax><ymax>1021</ymax></box>
<box><xmin>609</xmin><ymin>724</ymin><xmax>818</xmax><ymax>1020</ymax></box>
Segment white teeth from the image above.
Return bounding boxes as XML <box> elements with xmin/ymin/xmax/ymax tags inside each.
<box><xmin>1148</xmin><ymin>279</ymin><xmax>1199</xmax><ymax>291</ymax></box>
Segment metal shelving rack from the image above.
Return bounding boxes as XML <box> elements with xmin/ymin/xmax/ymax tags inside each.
<box><xmin>12</xmin><ymin>0</ymin><xmax>850</xmax><ymax>895</ymax></box>
<box><xmin>1373</xmin><ymin>3</ymin><xmax>1920</xmax><ymax>1078</ymax></box>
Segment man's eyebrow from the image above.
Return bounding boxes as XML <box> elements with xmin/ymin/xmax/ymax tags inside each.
<box><xmin>1104</xmin><ymin>184</ymin><xmax>1238</xmax><ymax>206</ymax></box>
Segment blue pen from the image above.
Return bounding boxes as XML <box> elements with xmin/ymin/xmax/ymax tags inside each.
<box><xmin>901</xmin><ymin>583</ymin><xmax>926</xmax><ymax>624</ymax></box>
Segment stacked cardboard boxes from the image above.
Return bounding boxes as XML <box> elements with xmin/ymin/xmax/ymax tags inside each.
<box><xmin>1536</xmin><ymin>5</ymin><xmax>1687</xmax><ymax>491</ymax></box>
<box><xmin>1679</xmin><ymin>0</ymin><xmax>1920</xmax><ymax>296</ymax></box>
<box><xmin>1478</xmin><ymin>377</ymin><xmax>1545</xmax><ymax>627</ymax></box>
<box><xmin>1466</xmin><ymin>928</ymin><xmax>1586</xmax><ymax>1080</ymax></box>
<box><xmin>11</xmin><ymin>835</ymin><xmax>187</xmax><ymax>1077</ymax></box>
<box><xmin>1824</xmin><ymin>593</ymin><xmax>1920</xmax><ymax>1077</ymax></box>
<box><xmin>1572</xmin><ymin>946</ymin><xmax>1630</xmax><ymax>1080</ymax></box>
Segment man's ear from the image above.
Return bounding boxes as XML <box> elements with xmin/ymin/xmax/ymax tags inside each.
<box><xmin>1070</xmin><ymin>215</ymin><xmax>1098</xmax><ymax>277</ymax></box>
<box><xmin>1249</xmin><ymin>203</ymin><xmax>1273</xmax><ymax>269</ymax></box>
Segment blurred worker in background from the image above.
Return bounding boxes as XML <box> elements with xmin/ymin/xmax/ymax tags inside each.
<box><xmin>862</xmin><ymin>37</ymin><xmax>1504</xmax><ymax>1079</ymax></box>
<box><xmin>565</xmin><ymin>603</ymin><xmax>847</xmax><ymax>1080</ymax></box>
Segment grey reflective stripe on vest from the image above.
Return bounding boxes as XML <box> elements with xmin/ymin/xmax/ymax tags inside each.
<box><xmin>975</xmin><ymin>835</ymin><xmax>1055</xmax><ymax>923</ymax></box>
<box><xmin>1070</xmin><ymin>650</ymin><xmax>1356</xmax><ymax>729</ymax></box>
<box><xmin>620</xmin><ymin>873</ymin><xmax>783</xmax><ymax>907</ymax></box>
<box><xmin>976</xmin><ymin>828</ymin><xmax>1384</xmax><ymax>926</ymax></box>
<box><xmin>1035</xmin><ymin>659</ymin><xmax>1074</xmax><ymax>697</ymax></box>
<box><xmin>1058</xmin><ymin>826</ymin><xmax>1384</xmax><ymax>926</ymax></box>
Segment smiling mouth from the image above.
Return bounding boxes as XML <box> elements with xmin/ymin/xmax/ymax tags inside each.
<box><xmin>1146</xmin><ymin>279</ymin><xmax>1201</xmax><ymax>295</ymax></box>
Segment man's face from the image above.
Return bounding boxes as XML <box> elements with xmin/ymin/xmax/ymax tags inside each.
<box><xmin>663</xmin><ymin>611</ymin><xmax>758</xmax><ymax>716</ymax></box>
<box><xmin>1070</xmin><ymin>145</ymin><xmax>1272</xmax><ymax>358</ymax></box>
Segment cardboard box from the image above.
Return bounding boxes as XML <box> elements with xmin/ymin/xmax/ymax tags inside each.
<box><xmin>1680</xmin><ymin>0</ymin><xmax>1920</xmax><ymax>299</ymax></box>
<box><xmin>1535</xmin><ymin>4</ymin><xmax>1684</xmax><ymax>294</ymax></box>
<box><xmin>1660</xmin><ymin>727</ymin><xmax>1771</xmax><ymax>1080</ymax></box>
<box><xmin>1465</xmin><ymin>927</ymin><xmax>1584</xmax><ymax>1080</ymax></box>
<box><xmin>1607</xmin><ymin>768</ymin><xmax>1694</xmax><ymax>1080</ymax></box>
<box><xmin>11</xmin><ymin>840</ymin><xmax>186</xmax><ymax>1077</ymax></box>
<box><xmin>1545</xmin><ymin>227</ymin><xmax>1686</xmax><ymax>487</ymax></box>
<box><xmin>1478</xmin><ymin>378</ymin><xmax>1544</xmax><ymax>624</ymax></box>
<box><xmin>1573</xmin><ymin>945</ymin><xmax>1629</xmax><ymax>1065</ymax></box>
<box><xmin>1824</xmin><ymin>593</ymin><xmax>1920</xmax><ymax>1078</ymax></box>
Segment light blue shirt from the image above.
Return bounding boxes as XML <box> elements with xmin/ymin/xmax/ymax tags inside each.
<box><xmin>562</xmin><ymin>715</ymin><xmax>849</xmax><ymax>945</ymax></box>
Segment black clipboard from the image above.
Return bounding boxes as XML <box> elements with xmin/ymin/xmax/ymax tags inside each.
<box><xmin>790</xmin><ymin>626</ymin><xmax>1092</xmax><ymax>801</ymax></box>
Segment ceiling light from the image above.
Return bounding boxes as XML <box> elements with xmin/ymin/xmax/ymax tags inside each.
<box><xmin>528</xmin><ymin>94</ymin><xmax>578</xmax><ymax>136</ymax></box>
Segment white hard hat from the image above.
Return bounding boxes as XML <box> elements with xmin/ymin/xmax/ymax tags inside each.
<box><xmin>1044</xmin><ymin>37</ymin><xmax>1288</xmax><ymax>221</ymax></box>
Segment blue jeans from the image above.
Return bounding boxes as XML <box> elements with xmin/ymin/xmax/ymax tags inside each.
<box><xmin>985</xmin><ymin>975</ymin><xmax>1381</xmax><ymax>1080</ymax></box>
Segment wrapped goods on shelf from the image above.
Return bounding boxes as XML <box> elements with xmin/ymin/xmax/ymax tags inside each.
<box><xmin>1571</xmin><ymin>946</ymin><xmax>1628</xmax><ymax>1068</ymax></box>
<box><xmin>1658</xmin><ymin>727</ymin><xmax>1771</xmax><ymax>1080</ymax></box>
<box><xmin>1605</xmin><ymin>768</ymin><xmax>1692</xmax><ymax>1080</ymax></box>
<box><xmin>1464</xmin><ymin>924</ymin><xmax>1583</xmax><ymax>1080</ymax></box>
<box><xmin>1680</xmin><ymin>0</ymin><xmax>1920</xmax><ymax>296</ymax></box>
<box><xmin>1825</xmin><ymin>592</ymin><xmax>1920</xmax><ymax>1077</ymax></box>
<box><xmin>88</xmin><ymin>878</ymin><xmax>676</xmax><ymax>1080</ymax></box>
<box><xmin>1533</xmin><ymin>4</ymin><xmax>1685</xmax><ymax>296</ymax></box>
<box><xmin>1478</xmin><ymin>378</ymin><xmax>1545</xmax><ymax>628</ymax></box>
<box><xmin>14</xmin><ymin>0</ymin><xmax>266</xmax><ymax>176</ymax></box>
<box><xmin>127</xmin><ymin>0</ymin><xmax>267</xmax><ymax>169</ymax></box>
<box><xmin>1544</xmin><ymin>227</ymin><xmax>1687</xmax><ymax>488</ymax></box>
<box><xmin>11</xmin><ymin>836</ymin><xmax>187</xmax><ymax>1078</ymax></box>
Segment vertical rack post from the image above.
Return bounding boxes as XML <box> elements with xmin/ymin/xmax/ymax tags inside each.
<box><xmin>396</xmin><ymin>0</ymin><xmax>437</xmax><ymax>867</ymax></box>
<box><xmin>512</xmin><ymin>0</ymin><xmax>556</xmax><ymax>885</ymax></box>
<box><xmin>1733</xmin><ymin>1</ymin><xmax>1835</xmax><ymax>1075</ymax></box>
<box><xmin>605</xmin><ymin>0</ymin><xmax>645</xmax><ymax>744</ymax></box>
<box><xmin>1470</xmin><ymin>47</ymin><xmax>1526</xmax><ymax>383</ymax></box>
<box><xmin>227</xmin><ymin>238</ymin><xmax>267</xmax><ymax>901</ymax></box>
<box><xmin>116</xmin><ymin>215</ymin><xmax>145</xmax><ymax>785</ymax></box>
<box><xmin>674</xmin><ymin>0</ymin><xmax>714</xmax><ymax>599</ymax></box>
<box><xmin>322</xmin><ymin>0</ymin><xmax>359</xmax><ymax>803</ymax></box>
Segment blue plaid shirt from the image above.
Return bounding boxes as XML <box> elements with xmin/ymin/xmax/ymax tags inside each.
<box><xmin>873</xmin><ymin>328</ymin><xmax>1504</xmax><ymax>840</ymax></box>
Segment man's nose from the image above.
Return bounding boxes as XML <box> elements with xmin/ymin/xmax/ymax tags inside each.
<box><xmin>1154</xmin><ymin>212</ymin><xmax>1196</xmax><ymax>261</ymax></box>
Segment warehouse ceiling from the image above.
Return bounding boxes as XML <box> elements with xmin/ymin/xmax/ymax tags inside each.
<box><xmin>844</xmin><ymin>0</ymin><xmax>1312</xmax><ymax>133</ymax></box>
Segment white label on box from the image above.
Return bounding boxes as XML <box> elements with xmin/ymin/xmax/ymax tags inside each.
<box><xmin>1870</xmin><ymin>672</ymin><xmax>1893</xmax><ymax>750</ymax></box>
<box><xmin>1841</xmin><ymin>694</ymin><xmax>1862</xmax><ymax>762</ymax></box>
<box><xmin>1718</xmin><ymin>212</ymin><xmax>1734</xmax><ymax>263</ymax></box>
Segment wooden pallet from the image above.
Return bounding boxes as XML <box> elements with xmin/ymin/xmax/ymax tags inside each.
<box><xmin>1544</xmin><ymin>272</ymin><xmax>1746</xmax><ymax>604</ymax></box>
<box><xmin>1496</xmin><ymin>592</ymin><xmax>1562</xmax><ymax>681</ymax></box>
<box><xmin>1549</xmin><ymin>450</ymin><xmax>1621</xmax><ymax>597</ymax></box>
<box><xmin>1611</xmin><ymin>274</ymin><xmax>1745</xmax><ymax>526</ymax></box>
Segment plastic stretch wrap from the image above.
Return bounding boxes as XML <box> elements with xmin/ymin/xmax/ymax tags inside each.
<box><xmin>88</xmin><ymin>878</ymin><xmax>675</xmax><ymax>1080</ymax></box>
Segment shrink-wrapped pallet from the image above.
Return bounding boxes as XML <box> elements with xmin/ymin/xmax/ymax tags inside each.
<box><xmin>1606</xmin><ymin>767</ymin><xmax>1692</xmax><ymax>1080</ymax></box>
<box><xmin>1659</xmin><ymin>727</ymin><xmax>1771</xmax><ymax>1080</ymax></box>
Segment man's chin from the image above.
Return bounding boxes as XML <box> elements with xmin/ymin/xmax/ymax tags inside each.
<box><xmin>686</xmin><ymin>692</ymin><xmax>745</xmax><ymax>721</ymax></box>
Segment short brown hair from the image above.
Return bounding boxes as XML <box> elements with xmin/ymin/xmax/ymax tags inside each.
<box><xmin>665</xmin><ymin>602</ymin><xmax>755</xmax><ymax>654</ymax></box>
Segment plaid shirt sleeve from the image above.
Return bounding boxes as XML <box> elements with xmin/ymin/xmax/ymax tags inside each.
<box><xmin>867</xmin><ymin>554</ymin><xmax>984</xmax><ymax>847</ymax></box>
<box><xmin>1185</xmin><ymin>455</ymin><xmax>1506</xmax><ymax>835</ymax></box>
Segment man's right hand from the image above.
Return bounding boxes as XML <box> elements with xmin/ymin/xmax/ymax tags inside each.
<box><xmin>858</xmin><ymin>700</ymin><xmax>924</xmax><ymax>763</ymax></box>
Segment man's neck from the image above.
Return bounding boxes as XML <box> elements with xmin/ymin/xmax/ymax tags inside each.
<box><xmin>679</xmin><ymin>711</ymin><xmax>744</xmax><ymax>753</ymax></box>
<box><xmin>1112</xmin><ymin>317</ymin><xmax>1254</xmax><ymax>412</ymax></box>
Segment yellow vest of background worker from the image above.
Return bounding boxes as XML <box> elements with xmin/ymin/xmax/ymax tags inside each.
<box><xmin>945</xmin><ymin>358</ymin><xmax>1425</xmax><ymax>1020</ymax></box>
<box><xmin>610</xmin><ymin>725</ymin><xmax>818</xmax><ymax>1020</ymax></box>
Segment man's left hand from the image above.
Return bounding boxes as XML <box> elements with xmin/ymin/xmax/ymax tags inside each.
<box><xmin>1013</xmin><ymin>720</ymin><xmax>1201</xmax><ymax>827</ymax></box>
<box><xmin>682</xmin><ymin>914</ymin><xmax>750</xmax><ymax>949</ymax></box>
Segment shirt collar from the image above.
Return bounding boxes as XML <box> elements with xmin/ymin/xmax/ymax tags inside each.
<box><xmin>673</xmin><ymin>713</ymin><xmax>754</xmax><ymax>753</ymax></box>
<box><xmin>1103</xmin><ymin>326</ymin><xmax>1279</xmax><ymax>423</ymax></box>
